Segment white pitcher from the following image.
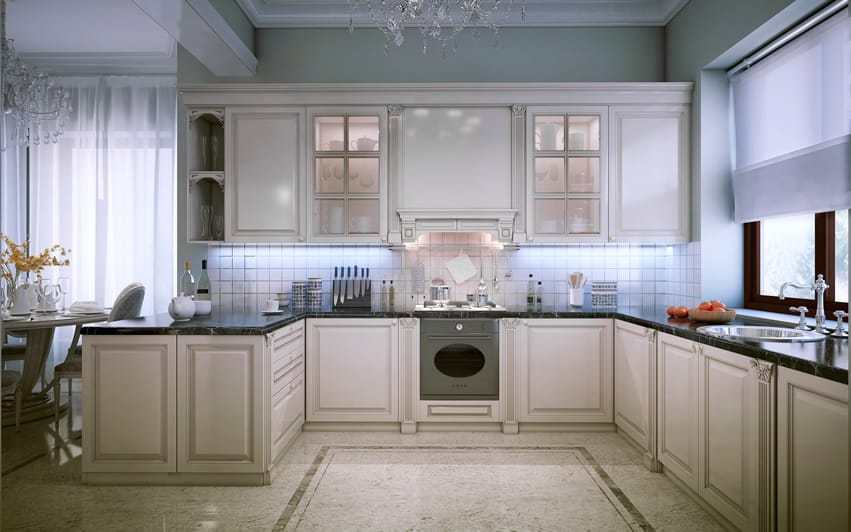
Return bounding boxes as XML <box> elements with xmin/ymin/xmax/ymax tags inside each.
<box><xmin>9</xmin><ymin>282</ymin><xmax>38</xmax><ymax>315</ymax></box>
<box><xmin>168</xmin><ymin>296</ymin><xmax>195</xmax><ymax>321</ymax></box>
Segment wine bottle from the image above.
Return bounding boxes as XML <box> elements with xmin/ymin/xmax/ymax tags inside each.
<box><xmin>179</xmin><ymin>260</ymin><xmax>195</xmax><ymax>297</ymax></box>
<box><xmin>527</xmin><ymin>274</ymin><xmax>535</xmax><ymax>310</ymax></box>
<box><xmin>195</xmin><ymin>259</ymin><xmax>211</xmax><ymax>301</ymax></box>
<box><xmin>536</xmin><ymin>281</ymin><xmax>543</xmax><ymax>311</ymax></box>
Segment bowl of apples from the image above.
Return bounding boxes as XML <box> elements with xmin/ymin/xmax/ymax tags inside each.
<box><xmin>688</xmin><ymin>300</ymin><xmax>736</xmax><ymax>323</ymax></box>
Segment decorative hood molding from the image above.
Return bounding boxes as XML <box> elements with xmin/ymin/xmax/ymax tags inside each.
<box><xmin>397</xmin><ymin>209</ymin><xmax>517</xmax><ymax>243</ymax></box>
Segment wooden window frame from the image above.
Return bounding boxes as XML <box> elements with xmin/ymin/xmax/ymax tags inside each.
<box><xmin>744</xmin><ymin>211</ymin><xmax>847</xmax><ymax>315</ymax></box>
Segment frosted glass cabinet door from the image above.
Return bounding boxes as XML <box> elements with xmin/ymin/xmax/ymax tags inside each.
<box><xmin>527</xmin><ymin>106</ymin><xmax>607</xmax><ymax>242</ymax></box>
<box><xmin>225</xmin><ymin>107</ymin><xmax>305</xmax><ymax>242</ymax></box>
<box><xmin>609</xmin><ymin>106</ymin><xmax>690</xmax><ymax>242</ymax></box>
<box><xmin>309</xmin><ymin>108</ymin><xmax>386</xmax><ymax>241</ymax></box>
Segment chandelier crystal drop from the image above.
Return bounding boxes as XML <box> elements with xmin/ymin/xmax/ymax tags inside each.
<box><xmin>1</xmin><ymin>0</ymin><xmax>70</xmax><ymax>151</ymax></box>
<box><xmin>348</xmin><ymin>0</ymin><xmax>526</xmax><ymax>56</ymax></box>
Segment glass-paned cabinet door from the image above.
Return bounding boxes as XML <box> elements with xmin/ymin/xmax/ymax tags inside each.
<box><xmin>527</xmin><ymin>107</ymin><xmax>607</xmax><ymax>241</ymax></box>
<box><xmin>309</xmin><ymin>108</ymin><xmax>386</xmax><ymax>241</ymax></box>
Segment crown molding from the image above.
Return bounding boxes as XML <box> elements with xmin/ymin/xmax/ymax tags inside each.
<box><xmin>234</xmin><ymin>0</ymin><xmax>692</xmax><ymax>28</ymax></box>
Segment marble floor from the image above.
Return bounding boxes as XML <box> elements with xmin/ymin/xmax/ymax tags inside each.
<box><xmin>2</xmin><ymin>390</ymin><xmax>726</xmax><ymax>531</ymax></box>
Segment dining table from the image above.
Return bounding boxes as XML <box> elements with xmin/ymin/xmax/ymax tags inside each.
<box><xmin>1</xmin><ymin>310</ymin><xmax>109</xmax><ymax>427</ymax></box>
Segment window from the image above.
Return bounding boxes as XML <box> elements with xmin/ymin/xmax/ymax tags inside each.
<box><xmin>744</xmin><ymin>210</ymin><xmax>848</xmax><ymax>314</ymax></box>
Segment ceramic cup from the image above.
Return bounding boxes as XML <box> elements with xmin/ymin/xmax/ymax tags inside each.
<box><xmin>264</xmin><ymin>299</ymin><xmax>279</xmax><ymax>312</ymax></box>
<box><xmin>569</xmin><ymin>288</ymin><xmax>584</xmax><ymax>307</ymax></box>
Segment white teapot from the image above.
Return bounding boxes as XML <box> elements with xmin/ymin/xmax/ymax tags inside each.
<box><xmin>168</xmin><ymin>296</ymin><xmax>195</xmax><ymax>321</ymax></box>
<box><xmin>9</xmin><ymin>282</ymin><xmax>38</xmax><ymax>315</ymax></box>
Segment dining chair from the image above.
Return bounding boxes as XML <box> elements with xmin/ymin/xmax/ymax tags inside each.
<box><xmin>1</xmin><ymin>368</ymin><xmax>22</xmax><ymax>430</ymax></box>
<box><xmin>53</xmin><ymin>282</ymin><xmax>145</xmax><ymax>436</ymax></box>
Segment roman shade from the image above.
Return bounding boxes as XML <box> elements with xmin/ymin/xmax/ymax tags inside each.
<box><xmin>730</xmin><ymin>8</ymin><xmax>850</xmax><ymax>223</ymax></box>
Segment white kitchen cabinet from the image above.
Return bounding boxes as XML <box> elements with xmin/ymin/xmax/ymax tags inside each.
<box><xmin>306</xmin><ymin>318</ymin><xmax>399</xmax><ymax>423</ymax></box>
<box><xmin>82</xmin><ymin>324</ymin><xmax>304</xmax><ymax>484</ymax></box>
<box><xmin>656</xmin><ymin>332</ymin><xmax>700</xmax><ymax>489</ymax></box>
<box><xmin>657</xmin><ymin>332</ymin><xmax>772</xmax><ymax>531</ymax></box>
<box><xmin>225</xmin><ymin>106</ymin><xmax>305</xmax><ymax>242</ymax></box>
<box><xmin>82</xmin><ymin>335</ymin><xmax>177</xmax><ymax>474</ymax></box>
<box><xmin>308</xmin><ymin>107</ymin><xmax>387</xmax><ymax>242</ymax></box>
<box><xmin>186</xmin><ymin>108</ymin><xmax>225</xmax><ymax>243</ymax></box>
<box><xmin>516</xmin><ymin>319</ymin><xmax>613</xmax><ymax>423</ymax></box>
<box><xmin>777</xmin><ymin>367</ymin><xmax>848</xmax><ymax>532</ymax></box>
<box><xmin>698</xmin><ymin>344</ymin><xmax>768</xmax><ymax>531</ymax></box>
<box><xmin>613</xmin><ymin>320</ymin><xmax>656</xmax><ymax>469</ymax></box>
<box><xmin>177</xmin><ymin>336</ymin><xmax>265</xmax><ymax>474</ymax></box>
<box><xmin>608</xmin><ymin>105</ymin><xmax>690</xmax><ymax>242</ymax></box>
<box><xmin>268</xmin><ymin>321</ymin><xmax>306</xmax><ymax>464</ymax></box>
<box><xmin>525</xmin><ymin>107</ymin><xmax>608</xmax><ymax>243</ymax></box>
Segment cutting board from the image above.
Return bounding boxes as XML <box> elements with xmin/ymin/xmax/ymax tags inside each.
<box><xmin>446</xmin><ymin>252</ymin><xmax>477</xmax><ymax>284</ymax></box>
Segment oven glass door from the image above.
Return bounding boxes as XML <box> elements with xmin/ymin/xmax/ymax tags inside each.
<box><xmin>420</xmin><ymin>334</ymin><xmax>498</xmax><ymax>400</ymax></box>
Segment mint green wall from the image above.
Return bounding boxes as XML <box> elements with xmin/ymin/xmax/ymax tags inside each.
<box><xmin>180</xmin><ymin>26</ymin><xmax>664</xmax><ymax>83</ymax></box>
<box><xmin>208</xmin><ymin>0</ymin><xmax>255</xmax><ymax>54</ymax></box>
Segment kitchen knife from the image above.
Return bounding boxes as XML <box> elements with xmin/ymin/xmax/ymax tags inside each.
<box><xmin>337</xmin><ymin>266</ymin><xmax>343</xmax><ymax>304</ymax></box>
<box><xmin>333</xmin><ymin>267</ymin><xmax>339</xmax><ymax>307</ymax></box>
<box><xmin>355</xmin><ymin>265</ymin><xmax>361</xmax><ymax>298</ymax></box>
<box><xmin>346</xmin><ymin>266</ymin><xmax>352</xmax><ymax>300</ymax></box>
<box><xmin>365</xmin><ymin>268</ymin><xmax>370</xmax><ymax>295</ymax></box>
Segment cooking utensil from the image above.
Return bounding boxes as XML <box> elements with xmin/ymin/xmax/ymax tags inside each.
<box><xmin>333</xmin><ymin>267</ymin><xmax>339</xmax><ymax>306</ymax></box>
<box><xmin>346</xmin><ymin>266</ymin><xmax>352</xmax><ymax>300</ymax></box>
<box><xmin>354</xmin><ymin>265</ymin><xmax>360</xmax><ymax>298</ymax></box>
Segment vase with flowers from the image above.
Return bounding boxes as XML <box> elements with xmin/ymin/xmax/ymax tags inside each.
<box><xmin>1</xmin><ymin>234</ymin><xmax>70</xmax><ymax>315</ymax></box>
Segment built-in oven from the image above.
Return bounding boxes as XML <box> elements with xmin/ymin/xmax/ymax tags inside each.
<box><xmin>420</xmin><ymin>318</ymin><xmax>499</xmax><ymax>400</ymax></box>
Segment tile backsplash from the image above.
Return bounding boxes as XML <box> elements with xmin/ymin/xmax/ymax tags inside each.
<box><xmin>205</xmin><ymin>233</ymin><xmax>700</xmax><ymax>313</ymax></box>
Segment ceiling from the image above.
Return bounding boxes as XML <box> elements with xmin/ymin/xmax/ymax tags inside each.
<box><xmin>235</xmin><ymin>0</ymin><xmax>692</xmax><ymax>28</ymax></box>
<box><xmin>4</xmin><ymin>0</ymin><xmax>176</xmax><ymax>74</ymax></box>
<box><xmin>3</xmin><ymin>0</ymin><xmax>691</xmax><ymax>75</ymax></box>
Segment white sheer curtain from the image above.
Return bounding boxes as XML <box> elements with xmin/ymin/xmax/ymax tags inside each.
<box><xmin>28</xmin><ymin>76</ymin><xmax>176</xmax><ymax>317</ymax></box>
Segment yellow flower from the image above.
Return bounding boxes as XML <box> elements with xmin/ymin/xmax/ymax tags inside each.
<box><xmin>1</xmin><ymin>234</ymin><xmax>71</xmax><ymax>283</ymax></box>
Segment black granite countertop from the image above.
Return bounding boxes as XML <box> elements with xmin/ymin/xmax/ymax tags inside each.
<box><xmin>83</xmin><ymin>304</ymin><xmax>847</xmax><ymax>384</ymax></box>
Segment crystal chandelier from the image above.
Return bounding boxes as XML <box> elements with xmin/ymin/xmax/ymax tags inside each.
<box><xmin>348</xmin><ymin>0</ymin><xmax>526</xmax><ymax>56</ymax></box>
<box><xmin>0</xmin><ymin>0</ymin><xmax>69</xmax><ymax>151</ymax></box>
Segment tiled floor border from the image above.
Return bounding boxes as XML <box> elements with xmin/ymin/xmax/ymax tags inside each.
<box><xmin>273</xmin><ymin>445</ymin><xmax>655</xmax><ymax>531</ymax></box>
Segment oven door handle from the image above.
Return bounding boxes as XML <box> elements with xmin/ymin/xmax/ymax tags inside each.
<box><xmin>424</xmin><ymin>335</ymin><xmax>495</xmax><ymax>341</ymax></box>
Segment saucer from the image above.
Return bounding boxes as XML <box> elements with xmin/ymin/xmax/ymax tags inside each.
<box><xmin>261</xmin><ymin>310</ymin><xmax>283</xmax><ymax>315</ymax></box>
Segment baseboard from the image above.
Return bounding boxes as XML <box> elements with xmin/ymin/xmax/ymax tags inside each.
<box><xmin>518</xmin><ymin>422</ymin><xmax>617</xmax><ymax>432</ymax></box>
<box><xmin>302</xmin><ymin>422</ymin><xmax>402</xmax><ymax>432</ymax></box>
<box><xmin>660</xmin><ymin>465</ymin><xmax>738</xmax><ymax>532</ymax></box>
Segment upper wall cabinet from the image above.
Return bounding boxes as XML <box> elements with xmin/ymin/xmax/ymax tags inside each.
<box><xmin>307</xmin><ymin>107</ymin><xmax>388</xmax><ymax>243</ymax></box>
<box><xmin>526</xmin><ymin>106</ymin><xmax>608</xmax><ymax>243</ymax></box>
<box><xmin>225</xmin><ymin>107</ymin><xmax>306</xmax><ymax>242</ymax></box>
<box><xmin>608</xmin><ymin>105</ymin><xmax>690</xmax><ymax>243</ymax></box>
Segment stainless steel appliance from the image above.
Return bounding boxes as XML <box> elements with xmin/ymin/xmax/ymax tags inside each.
<box><xmin>420</xmin><ymin>318</ymin><xmax>499</xmax><ymax>400</ymax></box>
<box><xmin>415</xmin><ymin>300</ymin><xmax>507</xmax><ymax>312</ymax></box>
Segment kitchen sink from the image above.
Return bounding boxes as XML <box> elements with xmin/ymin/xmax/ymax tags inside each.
<box><xmin>696</xmin><ymin>325</ymin><xmax>826</xmax><ymax>342</ymax></box>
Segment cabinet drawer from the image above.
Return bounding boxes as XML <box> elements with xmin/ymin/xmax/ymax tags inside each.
<box><xmin>271</xmin><ymin>372</ymin><xmax>304</xmax><ymax>463</ymax></box>
<box><xmin>272</xmin><ymin>356</ymin><xmax>304</xmax><ymax>398</ymax></box>
<box><xmin>270</xmin><ymin>323</ymin><xmax>304</xmax><ymax>370</ymax></box>
<box><xmin>417</xmin><ymin>400</ymin><xmax>501</xmax><ymax>422</ymax></box>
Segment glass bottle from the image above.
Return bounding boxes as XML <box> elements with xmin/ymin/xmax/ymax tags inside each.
<box><xmin>388</xmin><ymin>280</ymin><xmax>395</xmax><ymax>311</ymax></box>
<box><xmin>527</xmin><ymin>274</ymin><xmax>535</xmax><ymax>310</ymax></box>
<box><xmin>536</xmin><ymin>281</ymin><xmax>543</xmax><ymax>311</ymax></box>
<box><xmin>179</xmin><ymin>260</ymin><xmax>195</xmax><ymax>297</ymax></box>
<box><xmin>380</xmin><ymin>280</ymin><xmax>387</xmax><ymax>311</ymax></box>
<box><xmin>195</xmin><ymin>259</ymin><xmax>211</xmax><ymax>301</ymax></box>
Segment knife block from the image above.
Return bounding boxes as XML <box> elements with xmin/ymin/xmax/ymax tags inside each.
<box><xmin>332</xmin><ymin>279</ymin><xmax>372</xmax><ymax>309</ymax></box>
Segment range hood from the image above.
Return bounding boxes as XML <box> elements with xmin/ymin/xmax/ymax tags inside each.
<box><xmin>397</xmin><ymin>209</ymin><xmax>518</xmax><ymax>243</ymax></box>
<box><xmin>391</xmin><ymin>106</ymin><xmax>522</xmax><ymax>244</ymax></box>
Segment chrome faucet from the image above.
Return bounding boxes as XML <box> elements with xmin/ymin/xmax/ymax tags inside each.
<box><xmin>779</xmin><ymin>274</ymin><xmax>830</xmax><ymax>334</ymax></box>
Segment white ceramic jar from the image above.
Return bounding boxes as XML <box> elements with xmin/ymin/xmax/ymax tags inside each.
<box><xmin>168</xmin><ymin>296</ymin><xmax>195</xmax><ymax>321</ymax></box>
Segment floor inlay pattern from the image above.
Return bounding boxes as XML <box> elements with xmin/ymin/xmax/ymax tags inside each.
<box><xmin>274</xmin><ymin>445</ymin><xmax>654</xmax><ymax>531</ymax></box>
